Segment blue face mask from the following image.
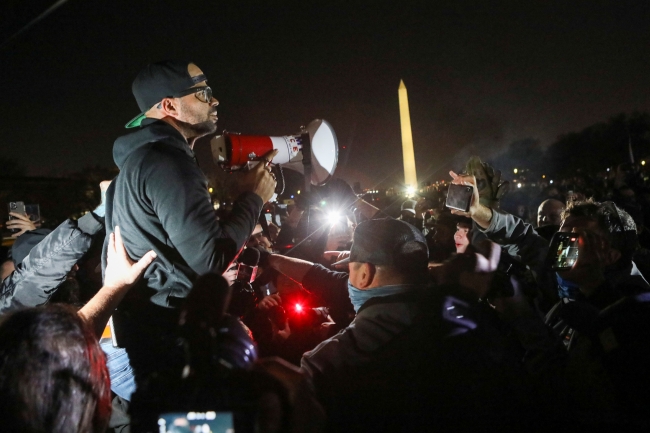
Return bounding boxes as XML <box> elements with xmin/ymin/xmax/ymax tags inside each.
<box><xmin>556</xmin><ymin>273</ymin><xmax>581</xmax><ymax>300</ymax></box>
<box><xmin>347</xmin><ymin>279</ymin><xmax>415</xmax><ymax>313</ymax></box>
<box><xmin>347</xmin><ymin>280</ymin><xmax>368</xmax><ymax>313</ymax></box>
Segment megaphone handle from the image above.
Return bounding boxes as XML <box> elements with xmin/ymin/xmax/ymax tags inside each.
<box><xmin>301</xmin><ymin>132</ymin><xmax>312</xmax><ymax>192</ymax></box>
<box><xmin>258</xmin><ymin>212</ymin><xmax>272</xmax><ymax>242</ymax></box>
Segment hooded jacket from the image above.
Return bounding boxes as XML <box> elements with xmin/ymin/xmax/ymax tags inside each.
<box><xmin>103</xmin><ymin>121</ymin><xmax>262</xmax><ymax>313</ymax></box>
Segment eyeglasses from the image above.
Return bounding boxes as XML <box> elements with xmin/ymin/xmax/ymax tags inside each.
<box><xmin>171</xmin><ymin>86</ymin><xmax>213</xmax><ymax>103</ymax></box>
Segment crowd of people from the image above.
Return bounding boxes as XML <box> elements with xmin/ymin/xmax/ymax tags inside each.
<box><xmin>1</xmin><ymin>59</ymin><xmax>650</xmax><ymax>432</ymax></box>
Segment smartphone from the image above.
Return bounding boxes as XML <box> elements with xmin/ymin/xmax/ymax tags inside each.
<box><xmin>157</xmin><ymin>411</ymin><xmax>234</xmax><ymax>433</ymax></box>
<box><xmin>7</xmin><ymin>201</ymin><xmax>26</xmax><ymax>233</ymax></box>
<box><xmin>264</xmin><ymin>212</ymin><xmax>273</xmax><ymax>224</ymax></box>
<box><xmin>445</xmin><ymin>184</ymin><xmax>473</xmax><ymax>212</ymax></box>
<box><xmin>548</xmin><ymin>232</ymin><xmax>579</xmax><ymax>271</ymax></box>
<box><xmin>25</xmin><ymin>204</ymin><xmax>41</xmax><ymax>225</ymax></box>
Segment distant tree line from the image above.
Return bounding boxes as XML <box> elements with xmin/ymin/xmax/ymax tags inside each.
<box><xmin>489</xmin><ymin>112</ymin><xmax>650</xmax><ymax>179</ymax></box>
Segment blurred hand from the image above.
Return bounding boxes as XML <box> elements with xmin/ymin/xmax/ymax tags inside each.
<box><xmin>240</xmin><ymin>149</ymin><xmax>279</xmax><ymax>203</ymax></box>
<box><xmin>99</xmin><ymin>180</ymin><xmax>112</xmax><ymax>202</ymax></box>
<box><xmin>257</xmin><ymin>293</ymin><xmax>282</xmax><ymax>311</ymax></box>
<box><xmin>104</xmin><ymin>226</ymin><xmax>157</xmax><ymax>290</ymax></box>
<box><xmin>267</xmin><ymin>222</ymin><xmax>280</xmax><ymax>241</ymax></box>
<box><xmin>7</xmin><ymin>212</ymin><xmax>36</xmax><ymax>238</ymax></box>
<box><xmin>323</xmin><ymin>250</ymin><xmax>350</xmax><ymax>269</ymax></box>
<box><xmin>431</xmin><ymin>240</ymin><xmax>500</xmax><ymax>299</ymax></box>
<box><xmin>222</xmin><ymin>264</ymin><xmax>238</xmax><ymax>286</ymax></box>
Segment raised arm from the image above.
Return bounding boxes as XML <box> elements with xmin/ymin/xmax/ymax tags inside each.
<box><xmin>78</xmin><ymin>226</ymin><xmax>157</xmax><ymax>338</ymax></box>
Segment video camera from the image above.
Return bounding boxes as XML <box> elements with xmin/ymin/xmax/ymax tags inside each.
<box><xmin>129</xmin><ymin>274</ymin><xmax>293</xmax><ymax>433</ymax></box>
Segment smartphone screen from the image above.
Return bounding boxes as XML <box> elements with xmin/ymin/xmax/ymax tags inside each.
<box><xmin>158</xmin><ymin>411</ymin><xmax>234</xmax><ymax>433</ymax></box>
<box><xmin>550</xmin><ymin>233</ymin><xmax>579</xmax><ymax>270</ymax></box>
<box><xmin>264</xmin><ymin>213</ymin><xmax>273</xmax><ymax>224</ymax></box>
<box><xmin>445</xmin><ymin>184</ymin><xmax>473</xmax><ymax>212</ymax></box>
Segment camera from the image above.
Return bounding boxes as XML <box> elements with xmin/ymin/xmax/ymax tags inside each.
<box><xmin>547</xmin><ymin>232</ymin><xmax>579</xmax><ymax>271</ymax></box>
<box><xmin>129</xmin><ymin>276</ymin><xmax>293</xmax><ymax>433</ymax></box>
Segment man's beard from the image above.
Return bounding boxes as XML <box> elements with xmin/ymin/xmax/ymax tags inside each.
<box><xmin>176</xmin><ymin>118</ymin><xmax>217</xmax><ymax>139</ymax></box>
<box><xmin>177</xmin><ymin>101</ymin><xmax>217</xmax><ymax>139</ymax></box>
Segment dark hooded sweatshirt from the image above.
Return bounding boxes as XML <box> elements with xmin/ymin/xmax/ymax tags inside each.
<box><xmin>103</xmin><ymin>120</ymin><xmax>262</xmax><ymax>342</ymax></box>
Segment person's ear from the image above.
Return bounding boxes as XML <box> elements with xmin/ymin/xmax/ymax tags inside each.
<box><xmin>158</xmin><ymin>98</ymin><xmax>180</xmax><ymax>118</ymax></box>
<box><xmin>356</xmin><ymin>263</ymin><xmax>376</xmax><ymax>289</ymax></box>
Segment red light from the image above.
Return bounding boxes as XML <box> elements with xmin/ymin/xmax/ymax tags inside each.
<box><xmin>294</xmin><ymin>303</ymin><xmax>303</xmax><ymax>313</ymax></box>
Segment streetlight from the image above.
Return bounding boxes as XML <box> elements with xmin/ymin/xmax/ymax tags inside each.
<box><xmin>513</xmin><ymin>168</ymin><xmax>518</xmax><ymax>174</ymax></box>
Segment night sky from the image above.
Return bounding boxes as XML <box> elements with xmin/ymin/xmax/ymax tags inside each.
<box><xmin>2</xmin><ymin>0</ymin><xmax>649</xmax><ymax>188</ymax></box>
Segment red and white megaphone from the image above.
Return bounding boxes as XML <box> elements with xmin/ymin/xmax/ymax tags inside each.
<box><xmin>210</xmin><ymin>119</ymin><xmax>338</xmax><ymax>186</ymax></box>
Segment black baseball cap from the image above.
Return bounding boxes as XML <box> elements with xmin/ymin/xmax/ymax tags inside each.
<box><xmin>125</xmin><ymin>60</ymin><xmax>207</xmax><ymax>128</ymax></box>
<box><xmin>334</xmin><ymin>218</ymin><xmax>429</xmax><ymax>272</ymax></box>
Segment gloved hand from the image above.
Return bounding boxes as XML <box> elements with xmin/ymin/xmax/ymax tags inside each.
<box><xmin>464</xmin><ymin>156</ymin><xmax>509</xmax><ymax>209</ymax></box>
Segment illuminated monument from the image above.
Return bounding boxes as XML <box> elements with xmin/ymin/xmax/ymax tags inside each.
<box><xmin>398</xmin><ymin>80</ymin><xmax>417</xmax><ymax>190</ymax></box>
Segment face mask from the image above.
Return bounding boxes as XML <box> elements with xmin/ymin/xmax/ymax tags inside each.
<box><xmin>556</xmin><ymin>273</ymin><xmax>581</xmax><ymax>300</ymax></box>
<box><xmin>347</xmin><ymin>279</ymin><xmax>367</xmax><ymax>313</ymax></box>
<box><xmin>347</xmin><ymin>279</ymin><xmax>415</xmax><ymax>313</ymax></box>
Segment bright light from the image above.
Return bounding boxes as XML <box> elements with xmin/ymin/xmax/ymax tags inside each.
<box><xmin>213</xmin><ymin>202</ymin><xmax>220</xmax><ymax>210</ymax></box>
<box><xmin>642</xmin><ymin>161</ymin><xmax>647</xmax><ymax>166</ymax></box>
<box><xmin>513</xmin><ymin>168</ymin><xmax>518</xmax><ymax>174</ymax></box>
<box><xmin>607</xmin><ymin>168</ymin><xmax>610</xmax><ymax>172</ymax></box>
<box><xmin>294</xmin><ymin>303</ymin><xmax>303</xmax><ymax>313</ymax></box>
<box><xmin>550</xmin><ymin>180</ymin><xmax>554</xmax><ymax>184</ymax></box>
<box><xmin>208</xmin><ymin>187</ymin><xmax>214</xmax><ymax>193</ymax></box>
<box><xmin>327</xmin><ymin>212</ymin><xmax>341</xmax><ymax>226</ymax></box>
<box><xmin>290</xmin><ymin>195</ymin><xmax>294</xmax><ymax>199</ymax></box>
<box><xmin>320</xmin><ymin>200</ymin><xmax>327</xmax><ymax>206</ymax></box>
<box><xmin>542</xmin><ymin>175</ymin><xmax>546</xmax><ymax>179</ymax></box>
<box><xmin>517</xmin><ymin>183</ymin><xmax>522</xmax><ymax>188</ymax></box>
<box><xmin>406</xmin><ymin>186</ymin><xmax>416</xmax><ymax>197</ymax></box>
<box><xmin>297</xmin><ymin>190</ymin><xmax>301</xmax><ymax>194</ymax></box>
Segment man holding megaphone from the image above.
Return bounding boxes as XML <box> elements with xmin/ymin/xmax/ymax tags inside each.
<box><xmin>102</xmin><ymin>60</ymin><xmax>277</xmax><ymax>381</ymax></box>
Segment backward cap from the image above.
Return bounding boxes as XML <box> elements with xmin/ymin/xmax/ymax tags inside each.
<box><xmin>350</xmin><ymin>218</ymin><xmax>428</xmax><ymax>271</ymax></box>
<box><xmin>125</xmin><ymin>60</ymin><xmax>207</xmax><ymax>128</ymax></box>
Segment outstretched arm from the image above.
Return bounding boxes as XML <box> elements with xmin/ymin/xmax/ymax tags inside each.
<box><xmin>78</xmin><ymin>226</ymin><xmax>156</xmax><ymax>339</ymax></box>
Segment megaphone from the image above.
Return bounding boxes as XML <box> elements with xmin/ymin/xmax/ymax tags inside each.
<box><xmin>210</xmin><ymin>119</ymin><xmax>338</xmax><ymax>186</ymax></box>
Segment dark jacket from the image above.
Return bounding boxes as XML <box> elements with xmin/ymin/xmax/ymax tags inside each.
<box><xmin>544</xmin><ymin>263</ymin><xmax>650</xmax><ymax>426</ymax></box>
<box><xmin>0</xmin><ymin>213</ymin><xmax>104</xmax><ymax>314</ymax></box>
<box><xmin>302</xmin><ymin>289</ymin><xmax>544</xmax><ymax>432</ymax></box>
<box><xmin>103</xmin><ymin>121</ymin><xmax>263</xmax><ymax>312</ymax></box>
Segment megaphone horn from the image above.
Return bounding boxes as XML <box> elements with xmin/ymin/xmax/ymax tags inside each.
<box><xmin>210</xmin><ymin>119</ymin><xmax>338</xmax><ymax>186</ymax></box>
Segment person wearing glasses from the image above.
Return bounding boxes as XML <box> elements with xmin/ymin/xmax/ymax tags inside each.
<box><xmin>102</xmin><ymin>60</ymin><xmax>277</xmax><ymax>384</ymax></box>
